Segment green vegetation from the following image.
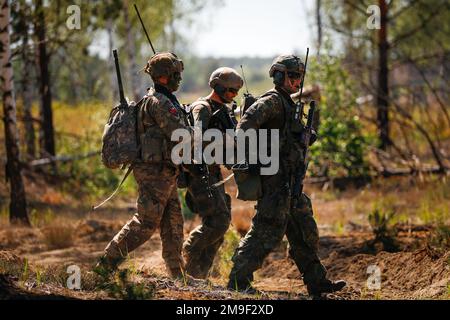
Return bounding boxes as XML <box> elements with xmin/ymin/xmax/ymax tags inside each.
<box><xmin>309</xmin><ymin>54</ymin><xmax>372</xmax><ymax>178</ymax></box>
<box><xmin>100</xmin><ymin>269</ymin><xmax>156</xmax><ymax>300</ymax></box>
<box><xmin>367</xmin><ymin>202</ymin><xmax>399</xmax><ymax>252</ymax></box>
<box><xmin>211</xmin><ymin>228</ymin><xmax>240</xmax><ymax>280</ymax></box>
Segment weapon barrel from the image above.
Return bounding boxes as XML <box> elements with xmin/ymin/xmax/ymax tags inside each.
<box><xmin>113</xmin><ymin>49</ymin><xmax>127</xmax><ymax>106</ymax></box>
<box><xmin>292</xmin><ymin>100</ymin><xmax>316</xmax><ymax>201</ymax></box>
<box><xmin>306</xmin><ymin>100</ymin><xmax>316</xmax><ymax>128</ymax></box>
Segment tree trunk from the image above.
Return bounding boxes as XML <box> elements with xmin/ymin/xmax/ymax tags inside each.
<box><xmin>0</xmin><ymin>0</ymin><xmax>30</xmax><ymax>226</ymax></box>
<box><xmin>123</xmin><ymin>0</ymin><xmax>139</xmax><ymax>102</ymax></box>
<box><xmin>21</xmin><ymin>25</ymin><xmax>35</xmax><ymax>159</ymax></box>
<box><xmin>316</xmin><ymin>0</ymin><xmax>322</xmax><ymax>59</ymax></box>
<box><xmin>377</xmin><ymin>0</ymin><xmax>390</xmax><ymax>150</ymax></box>
<box><xmin>107</xmin><ymin>17</ymin><xmax>116</xmax><ymax>102</ymax></box>
<box><xmin>35</xmin><ymin>0</ymin><xmax>55</xmax><ymax>157</ymax></box>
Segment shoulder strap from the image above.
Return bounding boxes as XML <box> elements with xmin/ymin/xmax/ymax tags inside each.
<box><xmin>192</xmin><ymin>99</ymin><xmax>212</xmax><ymax>115</ymax></box>
<box><xmin>136</xmin><ymin>96</ymin><xmax>146</xmax><ymax>137</ymax></box>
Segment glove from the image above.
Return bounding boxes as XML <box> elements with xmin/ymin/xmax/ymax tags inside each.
<box><xmin>309</xmin><ymin>130</ymin><xmax>318</xmax><ymax>146</ymax></box>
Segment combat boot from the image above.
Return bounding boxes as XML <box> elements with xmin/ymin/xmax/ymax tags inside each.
<box><xmin>306</xmin><ymin>279</ymin><xmax>346</xmax><ymax>297</ymax></box>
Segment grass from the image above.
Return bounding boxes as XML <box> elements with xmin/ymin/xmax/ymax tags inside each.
<box><xmin>367</xmin><ymin>202</ymin><xmax>399</xmax><ymax>252</ymax></box>
<box><xmin>41</xmin><ymin>219</ymin><xmax>76</xmax><ymax>250</ymax></box>
<box><xmin>20</xmin><ymin>258</ymin><xmax>29</xmax><ymax>286</ymax></box>
<box><xmin>427</xmin><ymin>223</ymin><xmax>450</xmax><ymax>251</ymax></box>
<box><xmin>99</xmin><ymin>268</ymin><xmax>156</xmax><ymax>300</ymax></box>
<box><xmin>211</xmin><ymin>228</ymin><xmax>241</xmax><ymax>281</ymax></box>
<box><xmin>30</xmin><ymin>208</ymin><xmax>55</xmax><ymax>228</ymax></box>
<box><xmin>332</xmin><ymin>220</ymin><xmax>346</xmax><ymax>235</ymax></box>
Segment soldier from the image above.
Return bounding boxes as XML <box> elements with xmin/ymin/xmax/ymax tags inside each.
<box><xmin>228</xmin><ymin>55</ymin><xmax>346</xmax><ymax>297</ymax></box>
<box><xmin>183</xmin><ymin>67</ymin><xmax>243</xmax><ymax>279</ymax></box>
<box><xmin>95</xmin><ymin>52</ymin><xmax>188</xmax><ymax>279</ymax></box>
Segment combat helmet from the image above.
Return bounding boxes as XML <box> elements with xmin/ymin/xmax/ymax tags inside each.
<box><xmin>209</xmin><ymin>67</ymin><xmax>244</xmax><ymax>92</ymax></box>
<box><xmin>144</xmin><ymin>52</ymin><xmax>184</xmax><ymax>80</ymax></box>
<box><xmin>269</xmin><ymin>54</ymin><xmax>304</xmax><ymax>83</ymax></box>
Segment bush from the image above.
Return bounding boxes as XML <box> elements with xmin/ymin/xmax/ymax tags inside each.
<box><xmin>367</xmin><ymin>205</ymin><xmax>399</xmax><ymax>252</ymax></box>
<box><xmin>309</xmin><ymin>54</ymin><xmax>371</xmax><ymax>177</ymax></box>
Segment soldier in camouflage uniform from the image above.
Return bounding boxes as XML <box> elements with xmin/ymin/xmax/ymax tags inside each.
<box><xmin>96</xmin><ymin>52</ymin><xmax>188</xmax><ymax>278</ymax></box>
<box><xmin>183</xmin><ymin>67</ymin><xmax>243</xmax><ymax>279</ymax></box>
<box><xmin>228</xmin><ymin>55</ymin><xmax>346</xmax><ymax>297</ymax></box>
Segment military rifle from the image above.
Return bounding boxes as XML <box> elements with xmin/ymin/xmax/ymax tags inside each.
<box><xmin>290</xmin><ymin>48</ymin><xmax>316</xmax><ymax>209</ymax></box>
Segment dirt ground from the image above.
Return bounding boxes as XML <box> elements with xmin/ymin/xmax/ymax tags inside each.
<box><xmin>0</xmin><ymin>171</ymin><xmax>449</xmax><ymax>300</ymax></box>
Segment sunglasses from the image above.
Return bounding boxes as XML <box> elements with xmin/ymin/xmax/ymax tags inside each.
<box><xmin>287</xmin><ymin>71</ymin><xmax>302</xmax><ymax>79</ymax></box>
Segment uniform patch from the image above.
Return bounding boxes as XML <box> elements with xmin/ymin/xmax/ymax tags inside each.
<box><xmin>169</xmin><ymin>106</ymin><xmax>178</xmax><ymax>115</ymax></box>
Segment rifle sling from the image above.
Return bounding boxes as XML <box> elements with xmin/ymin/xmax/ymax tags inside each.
<box><xmin>92</xmin><ymin>164</ymin><xmax>134</xmax><ymax>211</ymax></box>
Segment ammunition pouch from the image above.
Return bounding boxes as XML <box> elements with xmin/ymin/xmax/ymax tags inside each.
<box><xmin>232</xmin><ymin>163</ymin><xmax>262</xmax><ymax>201</ymax></box>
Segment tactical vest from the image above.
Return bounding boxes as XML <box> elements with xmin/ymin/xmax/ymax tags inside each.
<box><xmin>233</xmin><ymin>89</ymin><xmax>304</xmax><ymax>201</ymax></box>
<box><xmin>265</xmin><ymin>89</ymin><xmax>305</xmax><ymax>174</ymax></box>
<box><xmin>186</xmin><ymin>98</ymin><xmax>236</xmax><ymax>131</ymax></box>
<box><xmin>138</xmin><ymin>88</ymin><xmax>186</xmax><ymax>164</ymax></box>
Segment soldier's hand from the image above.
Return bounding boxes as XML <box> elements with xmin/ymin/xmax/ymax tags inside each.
<box><xmin>309</xmin><ymin>130</ymin><xmax>318</xmax><ymax>146</ymax></box>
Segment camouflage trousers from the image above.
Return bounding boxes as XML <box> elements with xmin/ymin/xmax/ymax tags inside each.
<box><xmin>183</xmin><ymin>167</ymin><xmax>231</xmax><ymax>279</ymax></box>
<box><xmin>228</xmin><ymin>172</ymin><xmax>327</xmax><ymax>289</ymax></box>
<box><xmin>101</xmin><ymin>163</ymin><xmax>184</xmax><ymax>278</ymax></box>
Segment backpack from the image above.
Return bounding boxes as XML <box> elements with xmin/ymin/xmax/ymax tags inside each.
<box><xmin>184</xmin><ymin>99</ymin><xmax>237</xmax><ymax>130</ymax></box>
<box><xmin>94</xmin><ymin>98</ymin><xmax>146</xmax><ymax>210</ymax></box>
<box><xmin>183</xmin><ymin>100</ymin><xmax>211</xmax><ymax>127</ymax></box>
<box><xmin>101</xmin><ymin>98</ymin><xmax>145</xmax><ymax>169</ymax></box>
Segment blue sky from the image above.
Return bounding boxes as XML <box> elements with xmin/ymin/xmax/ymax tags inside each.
<box><xmin>191</xmin><ymin>0</ymin><xmax>315</xmax><ymax>57</ymax></box>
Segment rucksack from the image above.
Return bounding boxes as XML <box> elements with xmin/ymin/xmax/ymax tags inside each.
<box><xmin>101</xmin><ymin>98</ymin><xmax>145</xmax><ymax>169</ymax></box>
<box><xmin>94</xmin><ymin>98</ymin><xmax>146</xmax><ymax>210</ymax></box>
<box><xmin>184</xmin><ymin>99</ymin><xmax>237</xmax><ymax>130</ymax></box>
<box><xmin>183</xmin><ymin>100</ymin><xmax>211</xmax><ymax>127</ymax></box>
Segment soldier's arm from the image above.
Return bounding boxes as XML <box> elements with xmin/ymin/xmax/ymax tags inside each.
<box><xmin>144</xmin><ymin>96</ymin><xmax>188</xmax><ymax>139</ymax></box>
<box><xmin>237</xmin><ymin>95</ymin><xmax>282</xmax><ymax>131</ymax></box>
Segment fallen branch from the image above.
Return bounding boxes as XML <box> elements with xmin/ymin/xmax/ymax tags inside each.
<box><xmin>28</xmin><ymin>151</ymin><xmax>100</xmax><ymax>167</ymax></box>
